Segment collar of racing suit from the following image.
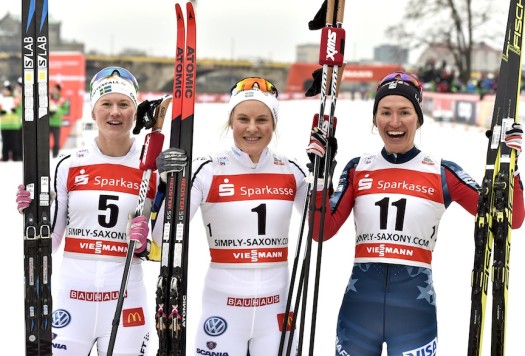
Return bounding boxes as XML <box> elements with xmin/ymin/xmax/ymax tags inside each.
<box><xmin>231</xmin><ymin>145</ymin><xmax>270</xmax><ymax>169</ymax></box>
<box><xmin>381</xmin><ymin>146</ymin><xmax>421</xmax><ymax>164</ymax></box>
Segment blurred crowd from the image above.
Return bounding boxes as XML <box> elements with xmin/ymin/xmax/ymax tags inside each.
<box><xmin>0</xmin><ymin>79</ymin><xmax>68</xmax><ymax>161</ymax></box>
<box><xmin>0</xmin><ymin>78</ymin><xmax>22</xmax><ymax>161</ymax></box>
<box><xmin>415</xmin><ymin>60</ymin><xmax>521</xmax><ymax>98</ymax></box>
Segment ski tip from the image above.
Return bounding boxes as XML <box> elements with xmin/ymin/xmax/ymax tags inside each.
<box><xmin>186</xmin><ymin>2</ymin><xmax>195</xmax><ymax>18</ymax></box>
<box><xmin>175</xmin><ymin>2</ymin><xmax>183</xmax><ymax>18</ymax></box>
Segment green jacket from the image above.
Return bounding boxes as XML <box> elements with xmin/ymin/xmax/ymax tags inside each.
<box><xmin>49</xmin><ymin>98</ymin><xmax>69</xmax><ymax>128</ymax></box>
<box><xmin>0</xmin><ymin>104</ymin><xmax>22</xmax><ymax>130</ymax></box>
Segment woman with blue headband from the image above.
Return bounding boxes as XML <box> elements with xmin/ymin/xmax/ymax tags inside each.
<box><xmin>16</xmin><ymin>67</ymin><xmax>156</xmax><ymax>355</ymax></box>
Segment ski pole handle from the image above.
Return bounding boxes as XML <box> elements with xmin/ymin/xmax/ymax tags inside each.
<box><xmin>140</xmin><ymin>132</ymin><xmax>165</xmax><ymax>171</ymax></box>
<box><xmin>138</xmin><ymin>95</ymin><xmax>173</xmax><ymax>171</ymax></box>
<box><xmin>336</xmin><ymin>0</ymin><xmax>346</xmax><ymax>25</ymax></box>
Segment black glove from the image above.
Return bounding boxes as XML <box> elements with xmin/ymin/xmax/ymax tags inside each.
<box><xmin>308</xmin><ymin>0</ymin><xmax>340</xmax><ymax>30</ymax></box>
<box><xmin>307</xmin><ymin>135</ymin><xmax>338</xmax><ymax>179</ymax></box>
<box><xmin>133</xmin><ymin>98</ymin><xmax>163</xmax><ymax>135</ymax></box>
<box><xmin>305</xmin><ymin>68</ymin><xmax>323</xmax><ymax>97</ymax></box>
<box><xmin>305</xmin><ymin>68</ymin><xmax>342</xmax><ymax>97</ymax></box>
<box><xmin>156</xmin><ymin>148</ymin><xmax>188</xmax><ymax>182</ymax></box>
<box><xmin>306</xmin><ymin>115</ymin><xmax>338</xmax><ymax>179</ymax></box>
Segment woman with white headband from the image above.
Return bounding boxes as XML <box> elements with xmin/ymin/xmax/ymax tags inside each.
<box><xmin>16</xmin><ymin>67</ymin><xmax>156</xmax><ymax>355</ymax></box>
<box><xmin>151</xmin><ymin>77</ymin><xmax>308</xmax><ymax>355</ymax></box>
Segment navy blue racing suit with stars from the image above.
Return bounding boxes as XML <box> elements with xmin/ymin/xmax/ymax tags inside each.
<box><xmin>313</xmin><ymin>147</ymin><xmax>524</xmax><ymax>356</ymax></box>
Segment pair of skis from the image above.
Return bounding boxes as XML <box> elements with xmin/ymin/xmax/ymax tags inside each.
<box><xmin>467</xmin><ymin>0</ymin><xmax>524</xmax><ymax>355</ymax></box>
<box><xmin>279</xmin><ymin>0</ymin><xmax>345</xmax><ymax>355</ymax></box>
<box><xmin>21</xmin><ymin>0</ymin><xmax>52</xmax><ymax>355</ymax></box>
<box><xmin>155</xmin><ymin>2</ymin><xmax>197</xmax><ymax>356</ymax></box>
<box><xmin>109</xmin><ymin>3</ymin><xmax>196</xmax><ymax>355</ymax></box>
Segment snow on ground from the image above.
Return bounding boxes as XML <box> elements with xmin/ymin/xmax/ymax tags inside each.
<box><xmin>1</xmin><ymin>98</ymin><xmax>524</xmax><ymax>355</ymax></box>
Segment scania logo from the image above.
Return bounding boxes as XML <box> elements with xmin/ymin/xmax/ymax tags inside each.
<box><xmin>52</xmin><ymin>309</ymin><xmax>71</xmax><ymax>328</ymax></box>
<box><xmin>203</xmin><ymin>316</ymin><xmax>227</xmax><ymax>337</ymax></box>
<box><xmin>206</xmin><ymin>341</ymin><xmax>217</xmax><ymax>349</ymax></box>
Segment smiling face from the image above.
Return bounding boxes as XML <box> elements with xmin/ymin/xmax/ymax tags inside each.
<box><xmin>91</xmin><ymin>93</ymin><xmax>136</xmax><ymax>155</ymax></box>
<box><xmin>230</xmin><ymin>100</ymin><xmax>275</xmax><ymax>163</ymax></box>
<box><xmin>374</xmin><ymin>95</ymin><xmax>420</xmax><ymax>154</ymax></box>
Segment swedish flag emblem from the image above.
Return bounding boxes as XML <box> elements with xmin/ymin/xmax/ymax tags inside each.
<box><xmin>99</xmin><ymin>85</ymin><xmax>112</xmax><ymax>95</ymax></box>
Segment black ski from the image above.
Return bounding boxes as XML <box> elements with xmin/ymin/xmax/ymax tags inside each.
<box><xmin>467</xmin><ymin>0</ymin><xmax>524</xmax><ymax>355</ymax></box>
<box><xmin>21</xmin><ymin>0</ymin><xmax>52</xmax><ymax>355</ymax></box>
<box><xmin>155</xmin><ymin>2</ymin><xmax>197</xmax><ymax>355</ymax></box>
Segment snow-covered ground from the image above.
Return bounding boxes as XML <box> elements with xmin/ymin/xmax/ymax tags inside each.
<box><xmin>1</xmin><ymin>98</ymin><xmax>524</xmax><ymax>355</ymax></box>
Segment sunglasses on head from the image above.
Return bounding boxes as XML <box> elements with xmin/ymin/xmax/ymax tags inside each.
<box><xmin>230</xmin><ymin>77</ymin><xmax>278</xmax><ymax>98</ymax></box>
<box><xmin>90</xmin><ymin>67</ymin><xmax>139</xmax><ymax>93</ymax></box>
<box><xmin>378</xmin><ymin>71</ymin><xmax>422</xmax><ymax>95</ymax></box>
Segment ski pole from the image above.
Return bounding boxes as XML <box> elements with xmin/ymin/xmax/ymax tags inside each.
<box><xmin>107</xmin><ymin>96</ymin><xmax>172</xmax><ymax>356</ymax></box>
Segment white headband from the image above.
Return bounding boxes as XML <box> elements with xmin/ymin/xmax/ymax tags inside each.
<box><xmin>90</xmin><ymin>76</ymin><xmax>138</xmax><ymax>110</ymax></box>
<box><xmin>227</xmin><ymin>89</ymin><xmax>279</xmax><ymax>124</ymax></box>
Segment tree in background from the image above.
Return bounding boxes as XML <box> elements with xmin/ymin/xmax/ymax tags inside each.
<box><xmin>386</xmin><ymin>0</ymin><xmax>505</xmax><ymax>83</ymax></box>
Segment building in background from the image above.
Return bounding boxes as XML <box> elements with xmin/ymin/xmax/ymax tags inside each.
<box><xmin>0</xmin><ymin>13</ymin><xmax>505</xmax><ymax>95</ymax></box>
<box><xmin>0</xmin><ymin>13</ymin><xmax>84</xmax><ymax>54</ymax></box>
<box><xmin>296</xmin><ymin>43</ymin><xmax>320</xmax><ymax>64</ymax></box>
<box><xmin>416</xmin><ymin>42</ymin><xmax>501</xmax><ymax>75</ymax></box>
<box><xmin>373</xmin><ymin>44</ymin><xmax>409</xmax><ymax>65</ymax></box>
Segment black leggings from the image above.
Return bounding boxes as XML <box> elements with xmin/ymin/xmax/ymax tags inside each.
<box><xmin>1</xmin><ymin>129</ymin><xmax>22</xmax><ymax>161</ymax></box>
<box><xmin>50</xmin><ymin>126</ymin><xmax>61</xmax><ymax>157</ymax></box>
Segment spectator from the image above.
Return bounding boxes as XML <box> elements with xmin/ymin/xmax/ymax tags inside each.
<box><xmin>0</xmin><ymin>81</ymin><xmax>22</xmax><ymax>161</ymax></box>
<box><xmin>49</xmin><ymin>83</ymin><xmax>69</xmax><ymax>157</ymax></box>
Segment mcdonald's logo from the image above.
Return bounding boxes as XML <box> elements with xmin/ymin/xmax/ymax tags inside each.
<box><xmin>277</xmin><ymin>311</ymin><xmax>295</xmax><ymax>332</ymax></box>
<box><xmin>123</xmin><ymin>307</ymin><xmax>145</xmax><ymax>327</ymax></box>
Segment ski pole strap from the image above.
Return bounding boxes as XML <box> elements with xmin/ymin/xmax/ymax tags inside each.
<box><xmin>305</xmin><ymin>175</ymin><xmax>326</xmax><ymax>190</ymax></box>
<box><xmin>134</xmin><ymin>239</ymin><xmax>151</xmax><ymax>259</ymax></box>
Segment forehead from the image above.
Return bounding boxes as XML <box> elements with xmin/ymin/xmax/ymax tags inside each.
<box><xmin>94</xmin><ymin>93</ymin><xmax>133</xmax><ymax>105</ymax></box>
<box><xmin>232</xmin><ymin>100</ymin><xmax>271</xmax><ymax>116</ymax></box>
<box><xmin>377</xmin><ymin>95</ymin><xmax>413</xmax><ymax>108</ymax></box>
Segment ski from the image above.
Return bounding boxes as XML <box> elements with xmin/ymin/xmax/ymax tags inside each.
<box><xmin>467</xmin><ymin>0</ymin><xmax>524</xmax><ymax>355</ymax></box>
<box><xmin>280</xmin><ymin>1</ymin><xmax>345</xmax><ymax>355</ymax></box>
<box><xmin>155</xmin><ymin>2</ymin><xmax>197</xmax><ymax>355</ymax></box>
<box><xmin>21</xmin><ymin>0</ymin><xmax>52</xmax><ymax>355</ymax></box>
